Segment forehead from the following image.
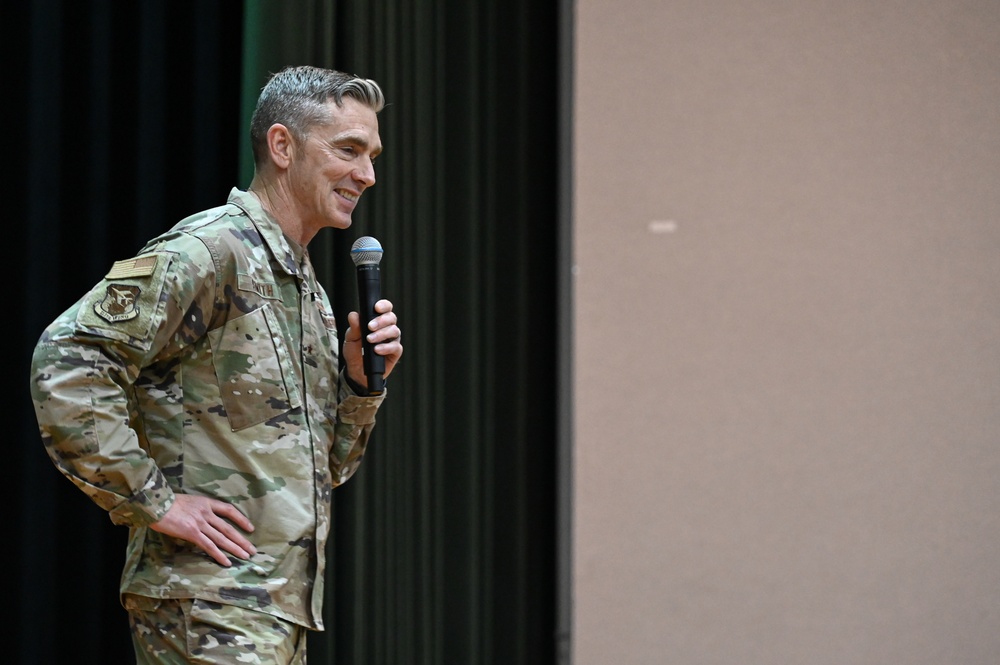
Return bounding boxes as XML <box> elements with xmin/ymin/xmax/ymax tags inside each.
<box><xmin>313</xmin><ymin>97</ymin><xmax>381</xmax><ymax>149</ymax></box>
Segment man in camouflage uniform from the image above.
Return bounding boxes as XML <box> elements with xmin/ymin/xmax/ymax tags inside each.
<box><xmin>29</xmin><ymin>66</ymin><xmax>402</xmax><ymax>664</ymax></box>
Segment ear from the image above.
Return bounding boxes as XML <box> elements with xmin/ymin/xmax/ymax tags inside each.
<box><xmin>266</xmin><ymin>124</ymin><xmax>295</xmax><ymax>169</ymax></box>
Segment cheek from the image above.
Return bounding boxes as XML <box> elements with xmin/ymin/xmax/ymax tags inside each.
<box><xmin>321</xmin><ymin>159</ymin><xmax>353</xmax><ymax>183</ymax></box>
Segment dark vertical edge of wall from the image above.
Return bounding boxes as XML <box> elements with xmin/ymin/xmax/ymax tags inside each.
<box><xmin>557</xmin><ymin>0</ymin><xmax>575</xmax><ymax>663</ymax></box>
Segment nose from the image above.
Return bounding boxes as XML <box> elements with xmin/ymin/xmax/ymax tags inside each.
<box><xmin>354</xmin><ymin>158</ymin><xmax>376</xmax><ymax>187</ymax></box>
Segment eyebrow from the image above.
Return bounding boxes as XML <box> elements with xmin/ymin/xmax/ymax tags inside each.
<box><xmin>333</xmin><ymin>132</ymin><xmax>382</xmax><ymax>157</ymax></box>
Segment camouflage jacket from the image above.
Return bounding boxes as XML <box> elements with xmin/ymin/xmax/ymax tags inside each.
<box><xmin>29</xmin><ymin>188</ymin><xmax>385</xmax><ymax>630</ymax></box>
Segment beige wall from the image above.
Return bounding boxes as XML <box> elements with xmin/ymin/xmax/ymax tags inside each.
<box><xmin>572</xmin><ymin>1</ymin><xmax>1000</xmax><ymax>663</ymax></box>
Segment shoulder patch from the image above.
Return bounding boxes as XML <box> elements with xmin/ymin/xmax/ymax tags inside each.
<box><xmin>106</xmin><ymin>255</ymin><xmax>158</xmax><ymax>279</ymax></box>
<box><xmin>77</xmin><ymin>251</ymin><xmax>174</xmax><ymax>349</ymax></box>
<box><xmin>94</xmin><ymin>284</ymin><xmax>142</xmax><ymax>322</ymax></box>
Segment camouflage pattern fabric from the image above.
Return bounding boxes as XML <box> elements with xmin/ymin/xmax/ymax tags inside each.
<box><xmin>125</xmin><ymin>594</ymin><xmax>306</xmax><ymax>664</ymax></box>
<box><xmin>30</xmin><ymin>188</ymin><xmax>385</xmax><ymax>630</ymax></box>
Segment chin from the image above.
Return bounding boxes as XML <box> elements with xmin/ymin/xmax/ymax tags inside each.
<box><xmin>324</xmin><ymin>211</ymin><xmax>353</xmax><ymax>230</ymax></box>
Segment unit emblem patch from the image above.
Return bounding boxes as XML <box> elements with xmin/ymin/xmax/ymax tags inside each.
<box><xmin>95</xmin><ymin>284</ymin><xmax>142</xmax><ymax>323</ymax></box>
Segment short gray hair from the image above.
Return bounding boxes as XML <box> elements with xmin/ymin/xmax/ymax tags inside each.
<box><xmin>250</xmin><ymin>65</ymin><xmax>385</xmax><ymax>165</ymax></box>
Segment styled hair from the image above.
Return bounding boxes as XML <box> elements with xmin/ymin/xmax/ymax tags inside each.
<box><xmin>249</xmin><ymin>65</ymin><xmax>385</xmax><ymax>165</ymax></box>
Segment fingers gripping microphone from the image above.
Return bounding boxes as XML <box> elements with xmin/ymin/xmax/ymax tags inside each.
<box><xmin>350</xmin><ymin>236</ymin><xmax>385</xmax><ymax>394</ymax></box>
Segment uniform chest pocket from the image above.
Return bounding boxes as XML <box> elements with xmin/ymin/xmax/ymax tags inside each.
<box><xmin>207</xmin><ymin>304</ymin><xmax>302</xmax><ymax>431</ymax></box>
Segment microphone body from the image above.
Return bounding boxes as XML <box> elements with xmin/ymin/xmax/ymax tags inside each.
<box><xmin>351</xmin><ymin>237</ymin><xmax>386</xmax><ymax>394</ymax></box>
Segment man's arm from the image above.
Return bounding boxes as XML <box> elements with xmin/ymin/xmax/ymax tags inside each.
<box><xmin>30</xmin><ymin>315</ymin><xmax>177</xmax><ymax>527</ymax></box>
<box><xmin>328</xmin><ymin>298</ymin><xmax>403</xmax><ymax>485</ymax></box>
<box><xmin>29</xmin><ymin>242</ymin><xmax>256</xmax><ymax>563</ymax></box>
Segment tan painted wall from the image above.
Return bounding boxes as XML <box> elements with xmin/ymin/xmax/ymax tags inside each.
<box><xmin>572</xmin><ymin>2</ymin><xmax>1000</xmax><ymax>663</ymax></box>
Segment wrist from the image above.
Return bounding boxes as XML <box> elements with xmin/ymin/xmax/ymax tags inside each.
<box><xmin>344</xmin><ymin>371</ymin><xmax>374</xmax><ymax>396</ymax></box>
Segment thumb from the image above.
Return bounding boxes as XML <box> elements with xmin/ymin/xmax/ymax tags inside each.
<box><xmin>345</xmin><ymin>311</ymin><xmax>362</xmax><ymax>342</ymax></box>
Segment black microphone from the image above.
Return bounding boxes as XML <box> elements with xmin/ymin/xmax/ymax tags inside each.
<box><xmin>350</xmin><ymin>236</ymin><xmax>385</xmax><ymax>394</ymax></box>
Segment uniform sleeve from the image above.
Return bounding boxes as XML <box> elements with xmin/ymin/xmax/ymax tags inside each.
<box><xmin>29</xmin><ymin>240</ymin><xmax>217</xmax><ymax>527</ymax></box>
<box><xmin>328</xmin><ymin>373</ymin><xmax>386</xmax><ymax>486</ymax></box>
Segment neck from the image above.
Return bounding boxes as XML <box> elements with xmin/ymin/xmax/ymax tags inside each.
<box><xmin>248</xmin><ymin>176</ymin><xmax>317</xmax><ymax>246</ymax></box>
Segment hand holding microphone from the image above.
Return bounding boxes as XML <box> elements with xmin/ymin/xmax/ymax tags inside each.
<box><xmin>349</xmin><ymin>236</ymin><xmax>402</xmax><ymax>395</ymax></box>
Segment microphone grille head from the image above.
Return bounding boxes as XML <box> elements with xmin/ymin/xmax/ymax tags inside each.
<box><xmin>351</xmin><ymin>236</ymin><xmax>383</xmax><ymax>266</ymax></box>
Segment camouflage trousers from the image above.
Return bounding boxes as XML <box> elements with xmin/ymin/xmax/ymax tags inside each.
<box><xmin>124</xmin><ymin>594</ymin><xmax>307</xmax><ymax>664</ymax></box>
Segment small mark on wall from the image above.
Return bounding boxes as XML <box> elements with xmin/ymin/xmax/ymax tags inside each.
<box><xmin>648</xmin><ymin>220</ymin><xmax>678</xmax><ymax>234</ymax></box>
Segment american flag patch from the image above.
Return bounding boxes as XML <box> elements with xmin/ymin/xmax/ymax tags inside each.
<box><xmin>106</xmin><ymin>256</ymin><xmax>158</xmax><ymax>279</ymax></box>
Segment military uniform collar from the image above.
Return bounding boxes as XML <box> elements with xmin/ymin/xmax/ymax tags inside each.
<box><xmin>227</xmin><ymin>187</ymin><xmax>303</xmax><ymax>277</ymax></box>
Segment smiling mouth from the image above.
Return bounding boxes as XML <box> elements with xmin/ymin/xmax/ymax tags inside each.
<box><xmin>337</xmin><ymin>189</ymin><xmax>359</xmax><ymax>202</ymax></box>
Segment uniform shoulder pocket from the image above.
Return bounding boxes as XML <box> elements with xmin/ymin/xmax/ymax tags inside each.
<box><xmin>76</xmin><ymin>253</ymin><xmax>174</xmax><ymax>350</ymax></box>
